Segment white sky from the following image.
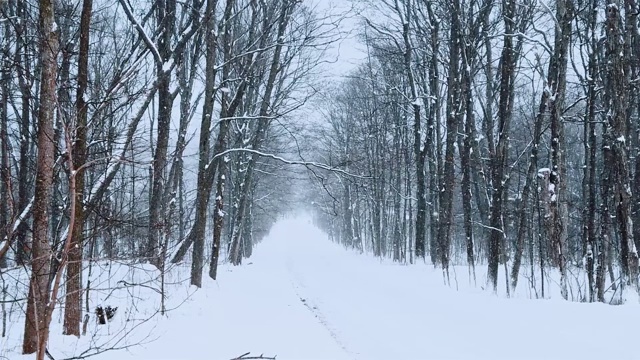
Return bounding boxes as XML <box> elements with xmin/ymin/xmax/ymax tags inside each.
<box><xmin>311</xmin><ymin>0</ymin><xmax>367</xmax><ymax>78</ymax></box>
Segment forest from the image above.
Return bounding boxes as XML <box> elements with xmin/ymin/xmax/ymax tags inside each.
<box><xmin>1</xmin><ymin>0</ymin><xmax>640</xmax><ymax>359</ymax></box>
<box><xmin>311</xmin><ymin>0</ymin><xmax>640</xmax><ymax>303</ymax></box>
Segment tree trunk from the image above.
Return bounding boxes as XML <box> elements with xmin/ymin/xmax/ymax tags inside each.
<box><xmin>580</xmin><ymin>0</ymin><xmax>598</xmax><ymax>302</ymax></box>
<box><xmin>209</xmin><ymin>166</ymin><xmax>226</xmax><ymax>280</ymax></box>
<box><xmin>195</xmin><ymin>0</ymin><xmax>238</xmax><ymax>285</ymax></box>
<box><xmin>15</xmin><ymin>0</ymin><xmax>32</xmax><ymax>266</ymax></box>
<box><xmin>437</xmin><ymin>0</ymin><xmax>462</xmax><ymax>277</ymax></box>
<box><xmin>547</xmin><ymin>0</ymin><xmax>572</xmax><ymax>300</ymax></box>
<box><xmin>176</xmin><ymin>1</ymin><xmax>219</xmax><ymax>272</ymax></box>
<box><xmin>385</xmin><ymin>1</ymin><xmax>427</xmax><ymax>260</ymax></box>
<box><xmin>459</xmin><ymin>30</ymin><xmax>476</xmax><ymax>277</ymax></box>
<box><xmin>147</xmin><ymin>0</ymin><xmax>177</xmax><ymax>268</ymax></box>
<box><xmin>63</xmin><ymin>0</ymin><xmax>92</xmax><ymax>337</ymax></box>
<box><xmin>488</xmin><ymin>0</ymin><xmax>518</xmax><ymax>291</ymax></box>
<box><xmin>0</xmin><ymin>15</ymin><xmax>10</xmax><ymax>269</ymax></box>
<box><xmin>23</xmin><ymin>0</ymin><xmax>58</xmax><ymax>354</ymax></box>
<box><xmin>511</xmin><ymin>89</ymin><xmax>545</xmax><ymax>291</ymax></box>
<box><xmin>631</xmin><ymin>29</ymin><xmax>640</xmax><ymax>264</ymax></box>
<box><xmin>427</xmin><ymin>9</ymin><xmax>440</xmax><ymax>265</ymax></box>
<box><xmin>604</xmin><ymin>2</ymin><xmax>639</xmax><ymax>291</ymax></box>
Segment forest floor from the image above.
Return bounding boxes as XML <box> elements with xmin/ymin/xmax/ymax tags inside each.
<box><xmin>3</xmin><ymin>215</ymin><xmax>640</xmax><ymax>360</ymax></box>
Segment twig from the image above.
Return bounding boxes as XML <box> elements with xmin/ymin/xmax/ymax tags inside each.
<box><xmin>230</xmin><ymin>352</ymin><xmax>277</xmax><ymax>360</ymax></box>
<box><xmin>45</xmin><ymin>348</ymin><xmax>55</xmax><ymax>360</ymax></box>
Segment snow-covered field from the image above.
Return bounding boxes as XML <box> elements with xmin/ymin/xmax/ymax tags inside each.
<box><xmin>3</xmin><ymin>216</ymin><xmax>640</xmax><ymax>360</ymax></box>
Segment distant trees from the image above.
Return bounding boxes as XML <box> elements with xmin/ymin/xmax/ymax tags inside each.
<box><xmin>311</xmin><ymin>0</ymin><xmax>640</xmax><ymax>301</ymax></box>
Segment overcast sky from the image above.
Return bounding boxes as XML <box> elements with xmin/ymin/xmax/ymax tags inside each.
<box><xmin>311</xmin><ymin>0</ymin><xmax>367</xmax><ymax>79</ymax></box>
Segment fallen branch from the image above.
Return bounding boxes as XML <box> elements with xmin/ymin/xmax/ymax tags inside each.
<box><xmin>230</xmin><ymin>352</ymin><xmax>277</xmax><ymax>360</ymax></box>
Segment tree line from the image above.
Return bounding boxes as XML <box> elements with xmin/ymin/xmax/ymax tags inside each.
<box><xmin>310</xmin><ymin>0</ymin><xmax>640</xmax><ymax>303</ymax></box>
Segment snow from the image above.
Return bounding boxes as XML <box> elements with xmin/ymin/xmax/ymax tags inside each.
<box><xmin>12</xmin><ymin>197</ymin><xmax>33</xmax><ymax>233</ymax></box>
<box><xmin>3</xmin><ymin>216</ymin><xmax>640</xmax><ymax>360</ymax></box>
<box><xmin>537</xmin><ymin>167</ymin><xmax>551</xmax><ymax>178</ymax></box>
<box><xmin>162</xmin><ymin>59</ymin><xmax>174</xmax><ymax>73</ymax></box>
<box><xmin>88</xmin><ymin>161</ymin><xmax>119</xmax><ymax>205</ymax></box>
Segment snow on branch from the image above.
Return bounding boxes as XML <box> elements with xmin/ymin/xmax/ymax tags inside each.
<box><xmin>87</xmin><ymin>86</ymin><xmax>158</xmax><ymax>207</ymax></box>
<box><xmin>210</xmin><ymin>148</ymin><xmax>371</xmax><ymax>179</ymax></box>
<box><xmin>117</xmin><ymin>0</ymin><xmax>163</xmax><ymax>65</ymax></box>
<box><xmin>363</xmin><ymin>18</ymin><xmax>403</xmax><ymax>51</ymax></box>
<box><xmin>539</xmin><ymin>0</ymin><xmax>560</xmax><ymax>30</ymax></box>
<box><xmin>0</xmin><ymin>196</ymin><xmax>34</xmax><ymax>260</ymax></box>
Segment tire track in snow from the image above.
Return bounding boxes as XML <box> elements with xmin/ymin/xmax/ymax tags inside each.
<box><xmin>285</xmin><ymin>258</ymin><xmax>358</xmax><ymax>360</ymax></box>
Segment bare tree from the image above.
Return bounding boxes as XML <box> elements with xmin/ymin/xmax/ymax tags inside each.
<box><xmin>227</xmin><ymin>0</ymin><xmax>299</xmax><ymax>266</ymax></box>
<box><xmin>63</xmin><ymin>0</ymin><xmax>93</xmax><ymax>337</ymax></box>
<box><xmin>604</xmin><ymin>2</ymin><xmax>639</xmax><ymax>294</ymax></box>
<box><xmin>22</xmin><ymin>0</ymin><xmax>58</xmax><ymax>355</ymax></box>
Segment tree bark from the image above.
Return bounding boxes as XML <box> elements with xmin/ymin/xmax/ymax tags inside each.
<box><xmin>437</xmin><ymin>0</ymin><xmax>462</xmax><ymax>276</ymax></box>
<box><xmin>579</xmin><ymin>0</ymin><xmax>599</xmax><ymax>302</ymax></box>
<box><xmin>511</xmin><ymin>87</ymin><xmax>545</xmax><ymax>291</ymax></box>
<box><xmin>63</xmin><ymin>0</ymin><xmax>92</xmax><ymax>337</ymax></box>
<box><xmin>23</xmin><ymin>0</ymin><xmax>58</xmax><ymax>353</ymax></box>
<box><xmin>487</xmin><ymin>0</ymin><xmax>518</xmax><ymax>291</ymax></box>
<box><xmin>15</xmin><ymin>0</ymin><xmax>32</xmax><ymax>266</ymax></box>
<box><xmin>426</xmin><ymin>6</ymin><xmax>440</xmax><ymax>265</ymax></box>
<box><xmin>604</xmin><ymin>2</ymin><xmax>639</xmax><ymax>291</ymax></box>
<box><xmin>547</xmin><ymin>0</ymin><xmax>572</xmax><ymax>300</ymax></box>
<box><xmin>0</xmin><ymin>10</ymin><xmax>10</xmax><ymax>269</ymax></box>
<box><xmin>147</xmin><ymin>0</ymin><xmax>177</xmax><ymax>268</ymax></box>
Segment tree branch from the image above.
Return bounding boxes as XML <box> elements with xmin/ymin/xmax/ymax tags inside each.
<box><xmin>230</xmin><ymin>352</ymin><xmax>276</xmax><ymax>360</ymax></box>
<box><xmin>210</xmin><ymin>148</ymin><xmax>371</xmax><ymax>179</ymax></box>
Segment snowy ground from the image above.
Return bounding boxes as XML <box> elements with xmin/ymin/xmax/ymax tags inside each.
<box><xmin>3</xmin><ymin>215</ymin><xmax>640</xmax><ymax>360</ymax></box>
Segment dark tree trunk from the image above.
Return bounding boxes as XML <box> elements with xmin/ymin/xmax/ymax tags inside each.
<box><xmin>488</xmin><ymin>0</ymin><xmax>518</xmax><ymax>291</ymax></box>
<box><xmin>580</xmin><ymin>0</ymin><xmax>599</xmax><ymax>302</ymax></box>
<box><xmin>437</xmin><ymin>0</ymin><xmax>462</xmax><ymax>276</ymax></box>
<box><xmin>395</xmin><ymin>7</ymin><xmax>427</xmax><ymax>260</ymax></box>
<box><xmin>511</xmin><ymin>89</ymin><xmax>545</xmax><ymax>291</ymax></box>
<box><xmin>546</xmin><ymin>0</ymin><xmax>572</xmax><ymax>300</ymax></box>
<box><xmin>604</xmin><ymin>3</ymin><xmax>639</xmax><ymax>290</ymax></box>
<box><xmin>147</xmin><ymin>0</ymin><xmax>177</xmax><ymax>268</ymax></box>
<box><xmin>173</xmin><ymin>1</ymin><xmax>219</xmax><ymax>273</ymax></box>
<box><xmin>459</xmin><ymin>31</ymin><xmax>476</xmax><ymax>276</ymax></box>
<box><xmin>427</xmin><ymin>10</ymin><xmax>440</xmax><ymax>265</ymax></box>
<box><xmin>0</xmin><ymin>12</ymin><xmax>10</xmax><ymax>269</ymax></box>
<box><xmin>63</xmin><ymin>0</ymin><xmax>93</xmax><ymax>337</ymax></box>
<box><xmin>15</xmin><ymin>0</ymin><xmax>32</xmax><ymax>266</ymax></box>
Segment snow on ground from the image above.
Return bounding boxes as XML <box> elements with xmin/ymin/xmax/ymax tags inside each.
<box><xmin>3</xmin><ymin>215</ymin><xmax>640</xmax><ymax>360</ymax></box>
